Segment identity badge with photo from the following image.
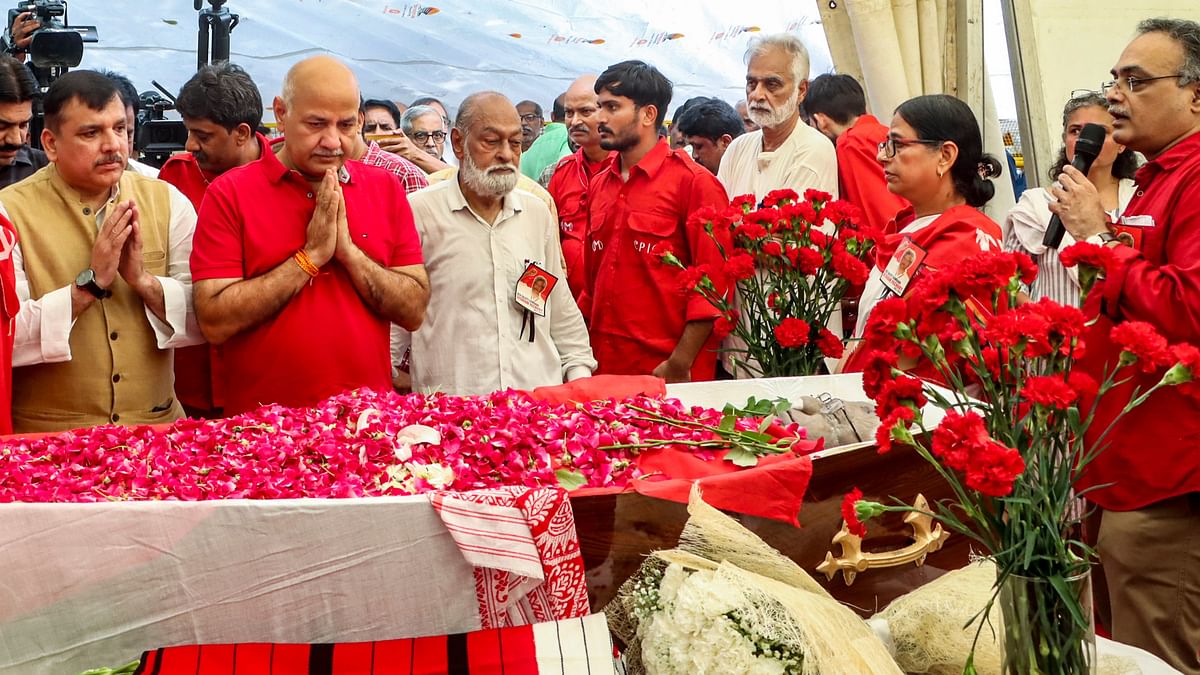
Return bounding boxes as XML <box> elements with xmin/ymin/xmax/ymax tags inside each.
<box><xmin>515</xmin><ymin>262</ymin><xmax>559</xmax><ymax>318</ymax></box>
<box><xmin>880</xmin><ymin>238</ymin><xmax>928</xmax><ymax>296</ymax></box>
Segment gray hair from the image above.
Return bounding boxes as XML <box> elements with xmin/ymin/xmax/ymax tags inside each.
<box><xmin>1137</xmin><ymin>17</ymin><xmax>1200</xmax><ymax>85</ymax></box>
<box><xmin>401</xmin><ymin>104</ymin><xmax>443</xmax><ymax>134</ymax></box>
<box><xmin>744</xmin><ymin>33</ymin><xmax>811</xmax><ymax>85</ymax></box>
<box><xmin>454</xmin><ymin>91</ymin><xmax>510</xmax><ymax>134</ymax></box>
<box><xmin>1061</xmin><ymin>91</ymin><xmax>1107</xmax><ymax>129</ymax></box>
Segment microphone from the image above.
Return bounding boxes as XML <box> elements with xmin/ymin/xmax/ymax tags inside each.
<box><xmin>1043</xmin><ymin>122</ymin><xmax>1108</xmax><ymax>248</ymax></box>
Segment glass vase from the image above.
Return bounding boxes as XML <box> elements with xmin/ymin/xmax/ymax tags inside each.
<box><xmin>999</xmin><ymin>570</ymin><xmax>1097</xmax><ymax>675</ymax></box>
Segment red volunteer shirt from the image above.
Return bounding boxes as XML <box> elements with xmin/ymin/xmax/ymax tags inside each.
<box><xmin>0</xmin><ymin>214</ymin><xmax>17</xmax><ymax>434</ymax></box>
<box><xmin>547</xmin><ymin>148</ymin><xmax>607</xmax><ymax>303</ymax></box>
<box><xmin>1077</xmin><ymin>130</ymin><xmax>1200</xmax><ymax>511</ymax></box>
<box><xmin>583</xmin><ymin>139</ymin><xmax>730</xmax><ymax>380</ymax></box>
<box><xmin>190</xmin><ymin>147</ymin><xmax>423</xmax><ymax>414</ymax></box>
<box><xmin>158</xmin><ymin>133</ymin><xmax>271</xmax><ymax>413</ymax></box>
<box><xmin>837</xmin><ymin>115</ymin><xmax>909</xmax><ymax>233</ymax></box>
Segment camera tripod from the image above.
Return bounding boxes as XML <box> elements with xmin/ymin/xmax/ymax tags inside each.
<box><xmin>195</xmin><ymin>0</ymin><xmax>238</xmax><ymax>70</ymax></box>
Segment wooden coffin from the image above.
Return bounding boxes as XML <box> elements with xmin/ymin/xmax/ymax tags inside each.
<box><xmin>573</xmin><ymin>375</ymin><xmax>972</xmax><ymax>617</ymax></box>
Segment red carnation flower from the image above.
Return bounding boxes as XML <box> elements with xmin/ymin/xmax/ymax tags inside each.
<box><xmin>803</xmin><ymin>188</ymin><xmax>833</xmax><ymax>204</ymax></box>
<box><xmin>842</xmin><ymin>487</ymin><xmax>868</xmax><ymax>538</ymax></box>
<box><xmin>774</xmin><ymin>317</ymin><xmax>811</xmax><ymax>348</ymax></box>
<box><xmin>1067</xmin><ymin>371</ymin><xmax>1099</xmax><ymax>401</ymax></box>
<box><xmin>831</xmin><ymin>248</ymin><xmax>870</xmax><ymax>285</ymax></box>
<box><xmin>735</xmin><ymin>223</ymin><xmax>769</xmax><ymax>242</ymax></box>
<box><xmin>686</xmin><ymin>205</ymin><xmax>719</xmax><ymax>229</ymax></box>
<box><xmin>762</xmin><ymin>240</ymin><xmax>783</xmax><ymax>257</ymax></box>
<box><xmin>965</xmin><ymin>441</ymin><xmax>1026</xmax><ymax>497</ymax></box>
<box><xmin>650</xmin><ymin>241</ymin><xmax>679</xmax><ymax>267</ymax></box>
<box><xmin>676</xmin><ymin>266</ymin><xmax>705</xmax><ymax>293</ymax></box>
<box><xmin>1059</xmin><ymin>241</ymin><xmax>1116</xmax><ymax>271</ymax></box>
<box><xmin>763</xmin><ymin>188</ymin><xmax>799</xmax><ymax>207</ymax></box>
<box><xmin>875</xmin><ymin>406</ymin><xmax>915</xmax><ymax>453</ymax></box>
<box><xmin>724</xmin><ymin>253</ymin><xmax>757</xmax><ymax>281</ymax></box>
<box><xmin>787</xmin><ymin>246</ymin><xmax>824</xmax><ymax>275</ymax></box>
<box><xmin>931</xmin><ymin>409</ymin><xmax>989</xmax><ymax>472</ymax></box>
<box><xmin>875</xmin><ymin>375</ymin><xmax>927</xmax><ymax>419</ymax></box>
<box><xmin>1165</xmin><ymin>343</ymin><xmax>1200</xmax><ymax>401</ymax></box>
<box><xmin>1014</xmin><ymin>252</ymin><xmax>1039</xmax><ymax>285</ymax></box>
<box><xmin>860</xmin><ymin>349</ymin><xmax>899</xmax><ymax>399</ymax></box>
<box><xmin>1022</xmin><ymin>375</ymin><xmax>1077</xmax><ymax>410</ymax></box>
<box><xmin>1111</xmin><ymin>321</ymin><xmax>1171</xmax><ymax>373</ymax></box>
<box><xmin>714</xmin><ymin>313</ymin><xmax>738</xmax><ymax>339</ymax></box>
<box><xmin>730</xmin><ymin>194</ymin><xmax>757</xmax><ymax>212</ymax></box>
<box><xmin>817</xmin><ymin>327</ymin><xmax>845</xmax><ymax>359</ymax></box>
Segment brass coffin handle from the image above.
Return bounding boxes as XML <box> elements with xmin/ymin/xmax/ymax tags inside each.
<box><xmin>816</xmin><ymin>493</ymin><xmax>950</xmax><ymax>586</ymax></box>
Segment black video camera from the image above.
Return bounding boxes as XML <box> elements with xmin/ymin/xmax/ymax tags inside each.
<box><xmin>3</xmin><ymin>0</ymin><xmax>97</xmax><ymax>76</ymax></box>
<box><xmin>135</xmin><ymin>87</ymin><xmax>188</xmax><ymax>169</ymax></box>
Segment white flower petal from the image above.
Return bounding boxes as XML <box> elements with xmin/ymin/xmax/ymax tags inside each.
<box><xmin>396</xmin><ymin>424</ymin><xmax>441</xmax><ymax>446</ymax></box>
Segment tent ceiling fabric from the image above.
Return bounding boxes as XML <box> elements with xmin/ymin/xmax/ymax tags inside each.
<box><xmin>68</xmin><ymin>0</ymin><xmax>833</xmax><ymax>117</ymax></box>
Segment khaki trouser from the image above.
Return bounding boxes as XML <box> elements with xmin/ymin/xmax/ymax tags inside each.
<box><xmin>1097</xmin><ymin>493</ymin><xmax>1200</xmax><ymax>674</ymax></box>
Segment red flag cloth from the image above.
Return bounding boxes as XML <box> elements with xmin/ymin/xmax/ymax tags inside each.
<box><xmin>133</xmin><ymin>614</ymin><xmax>612</xmax><ymax>675</ymax></box>
<box><xmin>524</xmin><ymin>374</ymin><xmax>666</xmax><ymax>404</ymax></box>
<box><xmin>631</xmin><ymin>440</ymin><xmax>818</xmax><ymax>527</ymax></box>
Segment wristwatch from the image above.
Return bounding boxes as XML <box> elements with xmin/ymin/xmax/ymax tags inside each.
<box><xmin>75</xmin><ymin>269</ymin><xmax>111</xmax><ymax>299</ymax></box>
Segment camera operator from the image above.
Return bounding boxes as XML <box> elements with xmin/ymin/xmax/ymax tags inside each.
<box><xmin>4</xmin><ymin>10</ymin><xmax>37</xmax><ymax>63</ymax></box>
<box><xmin>0</xmin><ymin>53</ymin><xmax>44</xmax><ymax>188</ymax></box>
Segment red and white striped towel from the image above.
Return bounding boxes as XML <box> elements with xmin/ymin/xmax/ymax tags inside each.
<box><xmin>430</xmin><ymin>487</ymin><xmax>590</xmax><ymax>629</ymax></box>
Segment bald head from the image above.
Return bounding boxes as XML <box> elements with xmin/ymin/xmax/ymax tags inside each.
<box><xmin>453</xmin><ymin>91</ymin><xmax>522</xmax><ymax>198</ymax></box>
<box><xmin>564</xmin><ymin>74</ymin><xmax>602</xmax><ymax>150</ymax></box>
<box><xmin>280</xmin><ymin>55</ymin><xmax>358</xmax><ymax>107</ymax></box>
<box><xmin>274</xmin><ymin>56</ymin><xmax>362</xmax><ymax>180</ymax></box>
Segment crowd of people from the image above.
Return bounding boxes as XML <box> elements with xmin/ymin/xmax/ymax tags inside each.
<box><xmin>0</xmin><ymin>16</ymin><xmax>1196</xmax><ymax>673</ymax></box>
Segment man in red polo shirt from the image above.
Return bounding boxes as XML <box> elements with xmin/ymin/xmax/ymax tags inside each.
<box><xmin>1051</xmin><ymin>18</ymin><xmax>1200</xmax><ymax>672</ymax></box>
<box><xmin>547</xmin><ymin>74</ymin><xmax>608</xmax><ymax>303</ymax></box>
<box><xmin>190</xmin><ymin>55</ymin><xmax>429</xmax><ymax>414</ymax></box>
<box><xmin>159</xmin><ymin>62</ymin><xmax>268</xmax><ymax>418</ymax></box>
<box><xmin>582</xmin><ymin>60</ymin><xmax>729</xmax><ymax>382</ymax></box>
<box><xmin>805</xmin><ymin>74</ymin><xmax>908</xmax><ymax>232</ymax></box>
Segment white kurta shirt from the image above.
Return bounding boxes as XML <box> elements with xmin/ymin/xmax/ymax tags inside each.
<box><xmin>717</xmin><ymin>119</ymin><xmax>840</xmax><ymax>201</ymax></box>
<box><xmin>4</xmin><ymin>180</ymin><xmax>204</xmax><ymax>367</ymax></box>
<box><xmin>406</xmin><ymin>178</ymin><xmax>595</xmax><ymax>395</ymax></box>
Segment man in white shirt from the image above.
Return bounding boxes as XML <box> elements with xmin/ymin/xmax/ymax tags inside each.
<box><xmin>716</xmin><ymin>34</ymin><xmax>840</xmax><ymax>378</ymax></box>
<box><xmin>717</xmin><ymin>33</ymin><xmax>838</xmax><ymax>201</ymax></box>
<box><xmin>407</xmin><ymin>91</ymin><xmax>595</xmax><ymax>395</ymax></box>
<box><xmin>1</xmin><ymin>71</ymin><xmax>202</xmax><ymax>432</ymax></box>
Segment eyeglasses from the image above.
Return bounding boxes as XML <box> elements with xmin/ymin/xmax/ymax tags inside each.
<box><xmin>410</xmin><ymin>130</ymin><xmax>446</xmax><ymax>143</ymax></box>
<box><xmin>519</xmin><ymin>113</ymin><xmax>543</xmax><ymax>124</ymax></box>
<box><xmin>1100</xmin><ymin>74</ymin><xmax>1184</xmax><ymax>94</ymax></box>
<box><xmin>878</xmin><ymin>137</ymin><xmax>943</xmax><ymax>158</ymax></box>
<box><xmin>1069</xmin><ymin>89</ymin><xmax>1100</xmax><ymax>100</ymax></box>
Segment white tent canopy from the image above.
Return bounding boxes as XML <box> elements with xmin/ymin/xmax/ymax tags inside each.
<box><xmin>63</xmin><ymin>0</ymin><xmax>834</xmax><ymax>120</ymax></box>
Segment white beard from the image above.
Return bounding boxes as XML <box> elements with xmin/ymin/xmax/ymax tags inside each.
<box><xmin>747</xmin><ymin>87</ymin><xmax>800</xmax><ymax>129</ymax></box>
<box><xmin>461</xmin><ymin>152</ymin><xmax>519</xmax><ymax>198</ymax></box>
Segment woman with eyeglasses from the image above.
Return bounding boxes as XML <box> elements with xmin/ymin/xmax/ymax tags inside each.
<box><xmin>840</xmin><ymin>94</ymin><xmax>1003</xmax><ymax>373</ymax></box>
<box><xmin>1003</xmin><ymin>92</ymin><xmax>1139</xmax><ymax>306</ymax></box>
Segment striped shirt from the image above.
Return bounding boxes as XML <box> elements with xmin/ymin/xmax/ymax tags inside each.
<box><xmin>361</xmin><ymin>141</ymin><xmax>429</xmax><ymax>194</ymax></box>
<box><xmin>1003</xmin><ymin>181</ymin><xmax>1135</xmax><ymax>307</ymax></box>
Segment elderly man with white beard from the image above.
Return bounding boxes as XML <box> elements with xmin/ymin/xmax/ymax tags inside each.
<box><xmin>406</xmin><ymin>91</ymin><xmax>595</xmax><ymax>395</ymax></box>
<box><xmin>717</xmin><ymin>34</ymin><xmax>838</xmax><ymax>202</ymax></box>
<box><xmin>714</xmin><ymin>34</ymin><xmax>841</xmax><ymax>379</ymax></box>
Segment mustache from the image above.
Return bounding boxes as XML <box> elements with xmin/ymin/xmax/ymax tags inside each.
<box><xmin>485</xmin><ymin>163</ymin><xmax>517</xmax><ymax>174</ymax></box>
<box><xmin>312</xmin><ymin>149</ymin><xmax>344</xmax><ymax>158</ymax></box>
<box><xmin>0</xmin><ymin>144</ymin><xmax>21</xmax><ymax>153</ymax></box>
<box><xmin>568</xmin><ymin>124</ymin><xmax>590</xmax><ymax>135</ymax></box>
<box><xmin>597</xmin><ymin>124</ymin><xmax>614</xmax><ymax>135</ymax></box>
<box><xmin>1108</xmin><ymin>105</ymin><xmax>1129</xmax><ymax>118</ymax></box>
<box><xmin>94</xmin><ymin>153</ymin><xmax>123</xmax><ymax>166</ymax></box>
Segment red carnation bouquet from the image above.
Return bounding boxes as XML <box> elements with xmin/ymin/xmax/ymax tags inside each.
<box><xmin>655</xmin><ymin>188</ymin><xmax>879</xmax><ymax>376</ymax></box>
<box><xmin>842</xmin><ymin>245</ymin><xmax>1200</xmax><ymax>674</ymax></box>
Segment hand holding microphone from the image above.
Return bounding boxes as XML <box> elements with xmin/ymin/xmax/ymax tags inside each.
<box><xmin>1043</xmin><ymin>123</ymin><xmax>1108</xmax><ymax>248</ymax></box>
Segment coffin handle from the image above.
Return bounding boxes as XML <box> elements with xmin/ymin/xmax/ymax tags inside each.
<box><xmin>816</xmin><ymin>493</ymin><xmax>950</xmax><ymax>586</ymax></box>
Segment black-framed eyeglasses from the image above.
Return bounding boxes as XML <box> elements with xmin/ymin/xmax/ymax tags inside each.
<box><xmin>878</xmin><ymin>137</ymin><xmax>943</xmax><ymax>158</ymax></box>
<box><xmin>1101</xmin><ymin>74</ymin><xmax>1184</xmax><ymax>94</ymax></box>
<box><xmin>411</xmin><ymin>130</ymin><xmax>446</xmax><ymax>143</ymax></box>
<box><xmin>519</xmin><ymin>113</ymin><xmax>543</xmax><ymax>124</ymax></box>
